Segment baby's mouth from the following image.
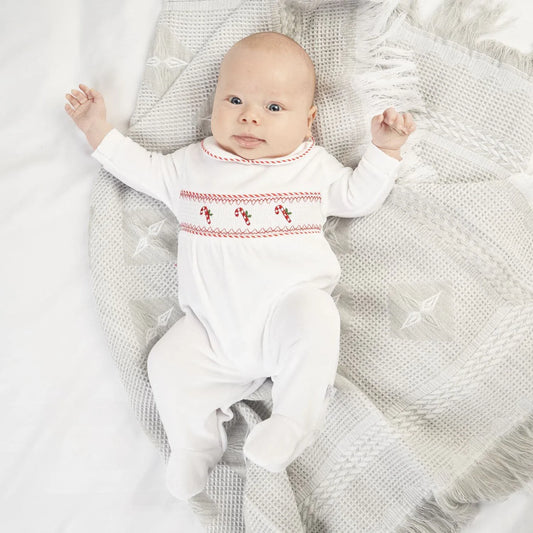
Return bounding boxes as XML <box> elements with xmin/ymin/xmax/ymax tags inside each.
<box><xmin>233</xmin><ymin>135</ymin><xmax>265</xmax><ymax>148</ymax></box>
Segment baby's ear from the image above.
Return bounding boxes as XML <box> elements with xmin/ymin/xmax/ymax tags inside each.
<box><xmin>307</xmin><ymin>104</ymin><xmax>317</xmax><ymax>133</ymax></box>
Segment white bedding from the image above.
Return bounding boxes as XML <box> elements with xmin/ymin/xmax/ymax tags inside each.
<box><xmin>2</xmin><ymin>0</ymin><xmax>532</xmax><ymax>531</ymax></box>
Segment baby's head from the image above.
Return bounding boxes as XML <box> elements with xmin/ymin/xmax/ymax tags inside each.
<box><xmin>210</xmin><ymin>32</ymin><xmax>317</xmax><ymax>160</ymax></box>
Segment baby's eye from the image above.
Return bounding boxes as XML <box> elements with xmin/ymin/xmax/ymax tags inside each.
<box><xmin>267</xmin><ymin>103</ymin><xmax>282</xmax><ymax>112</ymax></box>
<box><xmin>229</xmin><ymin>96</ymin><xmax>242</xmax><ymax>105</ymax></box>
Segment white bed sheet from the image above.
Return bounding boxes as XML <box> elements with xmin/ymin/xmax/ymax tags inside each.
<box><xmin>1</xmin><ymin>1</ymin><xmax>531</xmax><ymax>531</ymax></box>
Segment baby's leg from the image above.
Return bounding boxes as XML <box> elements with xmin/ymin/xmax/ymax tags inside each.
<box><xmin>243</xmin><ymin>286</ymin><xmax>340</xmax><ymax>472</ymax></box>
<box><xmin>147</xmin><ymin>311</ymin><xmax>265</xmax><ymax>500</ymax></box>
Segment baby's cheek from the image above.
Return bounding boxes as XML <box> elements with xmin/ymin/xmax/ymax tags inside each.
<box><xmin>210</xmin><ymin>109</ymin><xmax>224</xmax><ymax>137</ymax></box>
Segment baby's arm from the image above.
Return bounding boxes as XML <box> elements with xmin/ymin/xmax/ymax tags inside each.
<box><xmin>65</xmin><ymin>84</ymin><xmax>183</xmax><ymax>211</ymax></box>
<box><xmin>323</xmin><ymin>107</ymin><xmax>415</xmax><ymax>218</ymax></box>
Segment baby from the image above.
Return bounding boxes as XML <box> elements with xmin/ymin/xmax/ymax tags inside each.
<box><xmin>65</xmin><ymin>31</ymin><xmax>415</xmax><ymax>501</ymax></box>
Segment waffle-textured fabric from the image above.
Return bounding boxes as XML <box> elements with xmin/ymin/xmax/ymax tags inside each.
<box><xmin>88</xmin><ymin>0</ymin><xmax>533</xmax><ymax>531</ymax></box>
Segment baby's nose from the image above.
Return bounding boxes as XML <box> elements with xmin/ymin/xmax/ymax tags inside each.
<box><xmin>239</xmin><ymin>107</ymin><xmax>260</xmax><ymax>125</ymax></box>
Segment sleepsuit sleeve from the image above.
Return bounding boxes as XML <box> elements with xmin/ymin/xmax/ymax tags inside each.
<box><xmin>322</xmin><ymin>142</ymin><xmax>401</xmax><ymax>218</ymax></box>
<box><xmin>90</xmin><ymin>128</ymin><xmax>185</xmax><ymax>212</ymax></box>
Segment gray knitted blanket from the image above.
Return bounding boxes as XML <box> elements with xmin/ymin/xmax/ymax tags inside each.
<box><xmin>88</xmin><ymin>0</ymin><xmax>533</xmax><ymax>531</ymax></box>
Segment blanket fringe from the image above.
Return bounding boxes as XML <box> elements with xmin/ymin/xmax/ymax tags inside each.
<box><xmin>351</xmin><ymin>0</ymin><xmax>427</xmax><ymax>121</ymax></box>
<box><xmin>397</xmin><ymin>412</ymin><xmax>533</xmax><ymax>532</ymax></box>
<box><xmin>399</xmin><ymin>0</ymin><xmax>533</xmax><ymax>77</ymax></box>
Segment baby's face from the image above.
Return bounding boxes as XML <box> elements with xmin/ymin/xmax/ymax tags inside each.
<box><xmin>210</xmin><ymin>39</ymin><xmax>316</xmax><ymax>160</ymax></box>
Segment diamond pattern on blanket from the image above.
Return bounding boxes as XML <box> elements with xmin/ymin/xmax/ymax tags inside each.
<box><xmin>122</xmin><ymin>208</ymin><xmax>177</xmax><ymax>265</ymax></box>
<box><xmin>129</xmin><ymin>297</ymin><xmax>183</xmax><ymax>351</ymax></box>
<box><xmin>145</xmin><ymin>24</ymin><xmax>192</xmax><ymax>98</ymax></box>
<box><xmin>388</xmin><ymin>280</ymin><xmax>454</xmax><ymax>340</ymax></box>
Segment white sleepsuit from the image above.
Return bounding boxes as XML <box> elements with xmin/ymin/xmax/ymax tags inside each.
<box><xmin>91</xmin><ymin>129</ymin><xmax>400</xmax><ymax>500</ymax></box>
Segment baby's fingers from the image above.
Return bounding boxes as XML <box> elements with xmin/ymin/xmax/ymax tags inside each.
<box><xmin>79</xmin><ymin>83</ymin><xmax>93</xmax><ymax>99</ymax></box>
<box><xmin>65</xmin><ymin>93</ymin><xmax>81</xmax><ymax>109</ymax></box>
<box><xmin>403</xmin><ymin>112</ymin><xmax>416</xmax><ymax>133</ymax></box>
<box><xmin>371</xmin><ymin>113</ymin><xmax>384</xmax><ymax>128</ymax></box>
<box><xmin>382</xmin><ymin>108</ymin><xmax>407</xmax><ymax>134</ymax></box>
<box><xmin>70</xmin><ymin>88</ymin><xmax>89</xmax><ymax>104</ymax></box>
<box><xmin>64</xmin><ymin>102</ymin><xmax>79</xmax><ymax>117</ymax></box>
<box><xmin>383</xmin><ymin>107</ymin><xmax>399</xmax><ymax>122</ymax></box>
<box><xmin>79</xmin><ymin>83</ymin><xmax>100</xmax><ymax>102</ymax></box>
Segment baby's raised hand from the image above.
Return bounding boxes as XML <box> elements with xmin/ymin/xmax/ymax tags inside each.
<box><xmin>371</xmin><ymin>107</ymin><xmax>416</xmax><ymax>153</ymax></box>
<box><xmin>64</xmin><ymin>83</ymin><xmax>107</xmax><ymax>135</ymax></box>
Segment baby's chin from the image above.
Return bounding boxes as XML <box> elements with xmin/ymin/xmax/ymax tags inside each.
<box><xmin>234</xmin><ymin>147</ymin><xmax>290</xmax><ymax>160</ymax></box>
<box><xmin>216</xmin><ymin>136</ymin><xmax>297</xmax><ymax>161</ymax></box>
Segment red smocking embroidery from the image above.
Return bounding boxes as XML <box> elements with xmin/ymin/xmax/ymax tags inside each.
<box><xmin>180</xmin><ymin>223</ymin><xmax>321</xmax><ymax>238</ymax></box>
<box><xmin>180</xmin><ymin>190</ymin><xmax>321</xmax><ymax>205</ymax></box>
<box><xmin>201</xmin><ymin>138</ymin><xmax>315</xmax><ymax>165</ymax></box>
<box><xmin>179</xmin><ymin>191</ymin><xmax>322</xmax><ymax>238</ymax></box>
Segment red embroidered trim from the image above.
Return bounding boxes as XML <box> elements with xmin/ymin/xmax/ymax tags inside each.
<box><xmin>180</xmin><ymin>190</ymin><xmax>321</xmax><ymax>204</ymax></box>
<box><xmin>180</xmin><ymin>223</ymin><xmax>321</xmax><ymax>238</ymax></box>
<box><xmin>201</xmin><ymin>138</ymin><xmax>315</xmax><ymax>165</ymax></box>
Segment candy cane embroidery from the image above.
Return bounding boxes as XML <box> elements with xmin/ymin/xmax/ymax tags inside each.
<box><xmin>235</xmin><ymin>207</ymin><xmax>252</xmax><ymax>225</ymax></box>
<box><xmin>274</xmin><ymin>204</ymin><xmax>292</xmax><ymax>223</ymax></box>
<box><xmin>200</xmin><ymin>206</ymin><xmax>213</xmax><ymax>224</ymax></box>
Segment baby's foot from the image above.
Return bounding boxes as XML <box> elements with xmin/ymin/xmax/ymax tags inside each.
<box><xmin>243</xmin><ymin>413</ymin><xmax>314</xmax><ymax>472</ymax></box>
<box><xmin>165</xmin><ymin>449</ymin><xmax>211</xmax><ymax>501</ymax></box>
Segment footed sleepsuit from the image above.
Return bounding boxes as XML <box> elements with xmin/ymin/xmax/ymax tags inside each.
<box><xmin>91</xmin><ymin>130</ymin><xmax>400</xmax><ymax>500</ymax></box>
